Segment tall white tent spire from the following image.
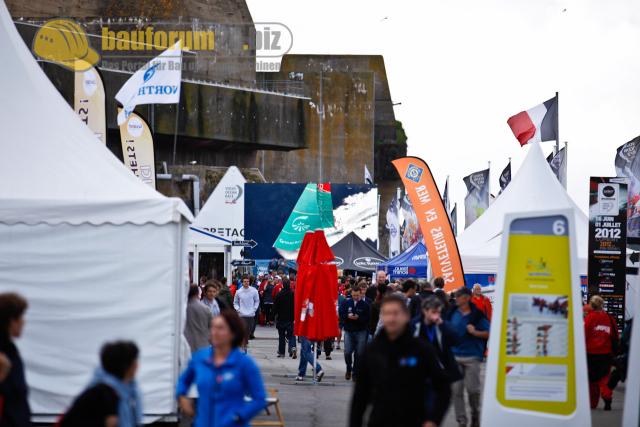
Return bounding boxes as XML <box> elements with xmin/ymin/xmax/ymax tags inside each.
<box><xmin>458</xmin><ymin>142</ymin><xmax>588</xmax><ymax>274</ymax></box>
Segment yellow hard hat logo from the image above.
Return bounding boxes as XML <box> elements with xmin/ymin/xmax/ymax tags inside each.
<box><xmin>33</xmin><ymin>19</ymin><xmax>100</xmax><ymax>71</ymax></box>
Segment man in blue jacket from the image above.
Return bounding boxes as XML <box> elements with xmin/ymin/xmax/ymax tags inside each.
<box><xmin>445</xmin><ymin>286</ymin><xmax>489</xmax><ymax>427</ymax></box>
<box><xmin>339</xmin><ymin>283</ymin><xmax>370</xmax><ymax>381</ymax></box>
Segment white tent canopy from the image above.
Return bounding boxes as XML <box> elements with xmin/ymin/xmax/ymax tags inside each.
<box><xmin>0</xmin><ymin>1</ymin><xmax>192</xmax><ymax>420</ymax></box>
<box><xmin>458</xmin><ymin>142</ymin><xmax>588</xmax><ymax>275</ymax></box>
<box><xmin>190</xmin><ymin>166</ymin><xmax>246</xmax><ymax>250</ymax></box>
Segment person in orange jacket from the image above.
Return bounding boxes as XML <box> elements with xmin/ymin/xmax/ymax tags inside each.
<box><xmin>470</xmin><ymin>284</ymin><xmax>492</xmax><ymax>321</ymax></box>
<box><xmin>584</xmin><ymin>295</ymin><xmax>619</xmax><ymax>410</ymax></box>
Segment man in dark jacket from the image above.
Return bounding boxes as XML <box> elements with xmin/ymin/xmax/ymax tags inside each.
<box><xmin>339</xmin><ymin>283</ymin><xmax>370</xmax><ymax>380</ymax></box>
<box><xmin>350</xmin><ymin>293</ymin><xmax>446</xmax><ymax>427</ymax></box>
<box><xmin>411</xmin><ymin>296</ymin><xmax>462</xmax><ymax>425</ymax></box>
<box><xmin>273</xmin><ymin>279</ymin><xmax>296</xmax><ymax>358</ymax></box>
<box><xmin>402</xmin><ymin>279</ymin><xmax>421</xmax><ymax>319</ymax></box>
<box><xmin>0</xmin><ymin>293</ymin><xmax>30</xmax><ymax>427</ymax></box>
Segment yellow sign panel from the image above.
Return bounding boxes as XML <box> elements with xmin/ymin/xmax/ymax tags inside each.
<box><xmin>496</xmin><ymin>215</ymin><xmax>576</xmax><ymax>415</ymax></box>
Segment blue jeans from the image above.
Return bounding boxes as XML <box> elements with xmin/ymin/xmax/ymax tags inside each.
<box><xmin>344</xmin><ymin>330</ymin><xmax>367</xmax><ymax>375</ymax></box>
<box><xmin>298</xmin><ymin>336</ymin><xmax>322</xmax><ymax>377</ymax></box>
<box><xmin>276</xmin><ymin>321</ymin><xmax>296</xmax><ymax>355</ymax></box>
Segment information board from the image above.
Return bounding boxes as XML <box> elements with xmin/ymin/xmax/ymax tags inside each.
<box><xmin>587</xmin><ymin>177</ymin><xmax>628</xmax><ymax>329</ymax></box>
<box><xmin>482</xmin><ymin>210</ymin><xmax>590</xmax><ymax>427</ymax></box>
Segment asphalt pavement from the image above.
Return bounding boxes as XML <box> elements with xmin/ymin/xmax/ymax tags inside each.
<box><xmin>249</xmin><ymin>325</ymin><xmax>624</xmax><ymax>427</ymax></box>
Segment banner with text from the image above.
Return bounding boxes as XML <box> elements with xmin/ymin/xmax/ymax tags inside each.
<box><xmin>74</xmin><ymin>64</ymin><xmax>106</xmax><ymax>144</ymax></box>
<box><xmin>587</xmin><ymin>177</ymin><xmax>628</xmax><ymax>329</ymax></box>
<box><xmin>392</xmin><ymin>157</ymin><xmax>465</xmax><ymax>291</ymax></box>
<box><xmin>118</xmin><ymin>108</ymin><xmax>156</xmax><ymax>188</ymax></box>
<box><xmin>482</xmin><ymin>212</ymin><xmax>590</xmax><ymax>426</ymax></box>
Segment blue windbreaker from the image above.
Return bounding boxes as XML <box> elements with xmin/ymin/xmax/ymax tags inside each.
<box><xmin>176</xmin><ymin>347</ymin><xmax>266</xmax><ymax>427</ymax></box>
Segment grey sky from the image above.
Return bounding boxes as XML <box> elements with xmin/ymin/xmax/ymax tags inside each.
<box><xmin>247</xmin><ymin>0</ymin><xmax>640</xmax><ymax>215</ymax></box>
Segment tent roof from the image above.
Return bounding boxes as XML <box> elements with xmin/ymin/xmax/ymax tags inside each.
<box><xmin>331</xmin><ymin>231</ymin><xmax>386</xmax><ymax>272</ymax></box>
<box><xmin>457</xmin><ymin>143</ymin><xmax>588</xmax><ymax>274</ymax></box>
<box><xmin>190</xmin><ymin>166</ymin><xmax>246</xmax><ymax>245</ymax></box>
<box><xmin>0</xmin><ymin>3</ymin><xmax>192</xmax><ymax>226</ymax></box>
<box><xmin>379</xmin><ymin>241</ymin><xmax>428</xmax><ymax>268</ymax></box>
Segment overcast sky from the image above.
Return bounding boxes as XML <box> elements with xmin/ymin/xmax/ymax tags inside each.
<box><xmin>247</xmin><ymin>0</ymin><xmax>640</xmax><ymax>216</ymax></box>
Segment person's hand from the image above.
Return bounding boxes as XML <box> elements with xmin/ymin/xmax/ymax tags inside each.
<box><xmin>466</xmin><ymin>324</ymin><xmax>477</xmax><ymax>336</ymax></box>
<box><xmin>422</xmin><ymin>421</ymin><xmax>437</xmax><ymax>427</ymax></box>
<box><xmin>0</xmin><ymin>352</ymin><xmax>11</xmax><ymax>382</ymax></box>
<box><xmin>178</xmin><ymin>396</ymin><xmax>195</xmax><ymax>417</ymax></box>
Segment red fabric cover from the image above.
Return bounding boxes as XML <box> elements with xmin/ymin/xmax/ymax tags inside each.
<box><xmin>293</xmin><ymin>231</ymin><xmax>339</xmax><ymax>340</ymax></box>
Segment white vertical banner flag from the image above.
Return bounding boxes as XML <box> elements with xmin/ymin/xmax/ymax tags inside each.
<box><xmin>364</xmin><ymin>164</ymin><xmax>373</xmax><ymax>184</ymax></box>
<box><xmin>74</xmin><ymin>63</ymin><xmax>106</xmax><ymax>144</ymax></box>
<box><xmin>118</xmin><ymin>108</ymin><xmax>156</xmax><ymax>188</ymax></box>
<box><xmin>386</xmin><ymin>195</ymin><xmax>400</xmax><ymax>257</ymax></box>
<box><xmin>115</xmin><ymin>41</ymin><xmax>183</xmax><ymax>125</ymax></box>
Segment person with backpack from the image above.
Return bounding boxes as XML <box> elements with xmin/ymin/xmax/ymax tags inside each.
<box><xmin>584</xmin><ymin>295</ymin><xmax>619</xmax><ymax>410</ymax></box>
<box><xmin>411</xmin><ymin>296</ymin><xmax>463</xmax><ymax>426</ymax></box>
<box><xmin>446</xmin><ymin>286</ymin><xmax>489</xmax><ymax>427</ymax></box>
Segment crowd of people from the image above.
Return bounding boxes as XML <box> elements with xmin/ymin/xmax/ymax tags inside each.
<box><xmin>0</xmin><ymin>269</ymin><xmax>631</xmax><ymax>427</ymax></box>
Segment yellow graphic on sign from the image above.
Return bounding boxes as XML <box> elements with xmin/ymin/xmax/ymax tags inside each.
<box><xmin>33</xmin><ymin>19</ymin><xmax>100</xmax><ymax>71</ymax></box>
<box><xmin>497</xmin><ymin>229</ymin><xmax>576</xmax><ymax>415</ymax></box>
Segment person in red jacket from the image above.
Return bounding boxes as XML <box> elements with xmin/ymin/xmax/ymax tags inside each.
<box><xmin>470</xmin><ymin>284</ymin><xmax>492</xmax><ymax>321</ymax></box>
<box><xmin>584</xmin><ymin>295</ymin><xmax>619</xmax><ymax>410</ymax></box>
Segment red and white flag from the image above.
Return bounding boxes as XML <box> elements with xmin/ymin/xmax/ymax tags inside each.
<box><xmin>507</xmin><ymin>96</ymin><xmax>558</xmax><ymax>146</ymax></box>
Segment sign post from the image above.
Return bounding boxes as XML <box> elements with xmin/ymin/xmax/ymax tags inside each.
<box><xmin>482</xmin><ymin>210</ymin><xmax>590</xmax><ymax>427</ymax></box>
<box><xmin>587</xmin><ymin>177</ymin><xmax>628</xmax><ymax>330</ymax></box>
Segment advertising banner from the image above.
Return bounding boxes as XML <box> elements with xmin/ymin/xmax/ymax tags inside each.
<box><xmin>118</xmin><ymin>108</ymin><xmax>155</xmax><ymax>188</ymax></box>
<box><xmin>74</xmin><ymin>64</ymin><xmax>106</xmax><ymax>144</ymax></box>
<box><xmin>482</xmin><ymin>211</ymin><xmax>590</xmax><ymax>427</ymax></box>
<box><xmin>463</xmin><ymin>168</ymin><xmax>490</xmax><ymax>228</ymax></box>
<box><xmin>115</xmin><ymin>41</ymin><xmax>182</xmax><ymax>125</ymax></box>
<box><xmin>385</xmin><ymin>195</ymin><xmax>401</xmax><ymax>257</ymax></box>
<box><xmin>246</xmin><ymin>184</ymin><xmax>378</xmax><ymax>260</ymax></box>
<box><xmin>587</xmin><ymin>177</ymin><xmax>628</xmax><ymax>328</ymax></box>
<box><xmin>392</xmin><ymin>157</ymin><xmax>465</xmax><ymax>291</ymax></box>
<box><xmin>615</xmin><ymin>136</ymin><xmax>640</xmax><ymax>240</ymax></box>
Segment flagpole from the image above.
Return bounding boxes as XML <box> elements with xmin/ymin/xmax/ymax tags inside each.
<box><xmin>171</xmin><ymin>105</ymin><xmax>179</xmax><ymax>165</ymax></box>
<box><xmin>555</xmin><ymin>91</ymin><xmax>560</xmax><ymax>155</ymax></box>
<box><xmin>487</xmin><ymin>161</ymin><xmax>491</xmax><ymax>201</ymax></box>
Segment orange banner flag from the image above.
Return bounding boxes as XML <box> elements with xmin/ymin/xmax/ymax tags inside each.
<box><xmin>392</xmin><ymin>157</ymin><xmax>465</xmax><ymax>291</ymax></box>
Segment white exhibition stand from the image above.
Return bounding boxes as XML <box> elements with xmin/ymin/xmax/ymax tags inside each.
<box><xmin>481</xmin><ymin>209</ymin><xmax>591</xmax><ymax>427</ymax></box>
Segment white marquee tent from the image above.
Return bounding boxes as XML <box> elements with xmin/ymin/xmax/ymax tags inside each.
<box><xmin>189</xmin><ymin>166</ymin><xmax>246</xmax><ymax>279</ymax></box>
<box><xmin>457</xmin><ymin>142</ymin><xmax>589</xmax><ymax>275</ymax></box>
<box><xmin>0</xmin><ymin>2</ymin><xmax>192</xmax><ymax>420</ymax></box>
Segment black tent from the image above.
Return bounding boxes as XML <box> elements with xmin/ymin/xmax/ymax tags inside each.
<box><xmin>330</xmin><ymin>232</ymin><xmax>387</xmax><ymax>272</ymax></box>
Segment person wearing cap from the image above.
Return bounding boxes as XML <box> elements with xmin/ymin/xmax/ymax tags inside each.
<box><xmin>445</xmin><ymin>286</ymin><xmax>489</xmax><ymax>427</ymax></box>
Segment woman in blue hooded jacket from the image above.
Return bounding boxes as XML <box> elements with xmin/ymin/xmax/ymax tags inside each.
<box><xmin>177</xmin><ymin>309</ymin><xmax>266</xmax><ymax>427</ymax></box>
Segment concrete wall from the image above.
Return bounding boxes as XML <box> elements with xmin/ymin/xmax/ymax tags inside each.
<box><xmin>7</xmin><ymin>0</ymin><xmax>257</xmax><ymax>85</ymax></box>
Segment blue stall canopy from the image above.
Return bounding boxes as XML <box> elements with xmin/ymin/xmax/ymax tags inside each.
<box><xmin>378</xmin><ymin>242</ymin><xmax>429</xmax><ymax>279</ymax></box>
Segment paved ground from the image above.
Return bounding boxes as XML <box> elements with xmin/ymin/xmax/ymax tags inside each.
<box><xmin>249</xmin><ymin>325</ymin><xmax>624</xmax><ymax>427</ymax></box>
